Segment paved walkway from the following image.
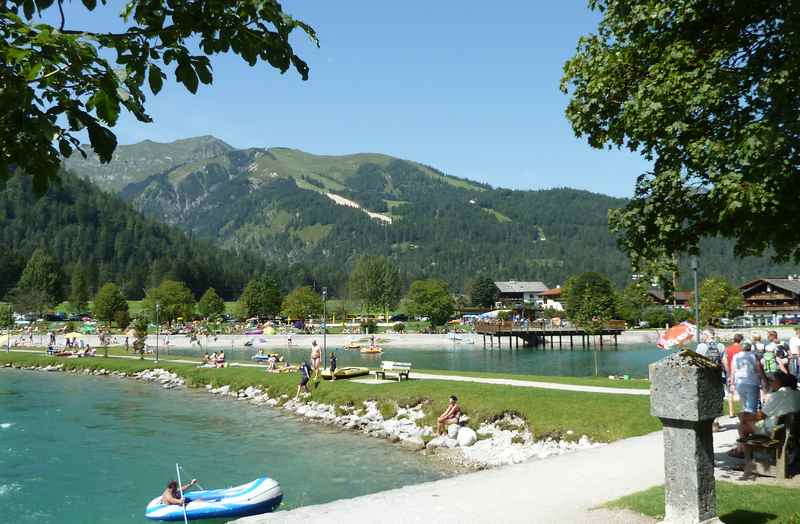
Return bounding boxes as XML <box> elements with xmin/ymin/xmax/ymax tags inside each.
<box><xmin>235</xmin><ymin>422</ymin><xmax>741</xmax><ymax>524</ymax></box>
<box><xmin>8</xmin><ymin>349</ymin><xmax>648</xmax><ymax>395</ymax></box>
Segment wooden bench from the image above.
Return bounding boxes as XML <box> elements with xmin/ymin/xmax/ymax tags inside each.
<box><xmin>375</xmin><ymin>361</ymin><xmax>412</xmax><ymax>381</ymax></box>
<box><xmin>743</xmin><ymin>412</ymin><xmax>800</xmax><ymax>479</ymax></box>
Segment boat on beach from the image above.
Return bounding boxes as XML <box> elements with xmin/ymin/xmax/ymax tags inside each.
<box><xmin>145</xmin><ymin>477</ymin><xmax>282</xmax><ymax>521</ymax></box>
<box><xmin>320</xmin><ymin>366</ymin><xmax>370</xmax><ymax>380</ymax></box>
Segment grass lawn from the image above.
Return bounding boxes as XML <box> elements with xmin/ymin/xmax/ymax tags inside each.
<box><xmin>1</xmin><ymin>351</ymin><xmax>660</xmax><ymax>442</ymax></box>
<box><xmin>414</xmin><ymin>368</ymin><xmax>650</xmax><ymax>390</ymax></box>
<box><xmin>606</xmin><ymin>481</ymin><xmax>800</xmax><ymax>523</ymax></box>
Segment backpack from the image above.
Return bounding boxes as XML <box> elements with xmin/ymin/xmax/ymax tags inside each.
<box><xmin>705</xmin><ymin>342</ymin><xmax>722</xmax><ymax>366</ymax></box>
<box><xmin>763</xmin><ymin>351</ymin><xmax>779</xmax><ymax>373</ymax></box>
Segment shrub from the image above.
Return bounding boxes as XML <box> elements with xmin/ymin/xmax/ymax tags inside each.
<box><xmin>114</xmin><ymin>310</ymin><xmax>130</xmax><ymax>330</ymax></box>
<box><xmin>361</xmin><ymin>319</ymin><xmax>378</xmax><ymax>334</ymax></box>
<box><xmin>394</xmin><ymin>322</ymin><xmax>405</xmax><ymax>333</ymax></box>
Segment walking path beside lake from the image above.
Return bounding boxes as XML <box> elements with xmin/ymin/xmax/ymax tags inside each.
<box><xmin>7</xmin><ymin>349</ymin><xmax>648</xmax><ymax>395</ymax></box>
<box><xmin>235</xmin><ymin>421</ymin><xmax>740</xmax><ymax>524</ymax></box>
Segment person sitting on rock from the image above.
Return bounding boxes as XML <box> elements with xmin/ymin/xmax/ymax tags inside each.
<box><xmin>437</xmin><ymin>395</ymin><xmax>461</xmax><ymax>436</ymax></box>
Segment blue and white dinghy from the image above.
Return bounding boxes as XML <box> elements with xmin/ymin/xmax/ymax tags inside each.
<box><xmin>145</xmin><ymin>477</ymin><xmax>283</xmax><ymax>521</ymax></box>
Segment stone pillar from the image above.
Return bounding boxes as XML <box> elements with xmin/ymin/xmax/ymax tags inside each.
<box><xmin>650</xmin><ymin>352</ymin><xmax>724</xmax><ymax>524</ymax></box>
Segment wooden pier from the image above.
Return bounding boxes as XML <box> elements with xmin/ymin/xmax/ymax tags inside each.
<box><xmin>474</xmin><ymin>320</ymin><xmax>625</xmax><ymax>350</ymax></box>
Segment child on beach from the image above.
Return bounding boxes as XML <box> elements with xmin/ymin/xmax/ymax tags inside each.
<box><xmin>329</xmin><ymin>352</ymin><xmax>337</xmax><ymax>381</ymax></box>
<box><xmin>296</xmin><ymin>361</ymin><xmax>312</xmax><ymax>398</ymax></box>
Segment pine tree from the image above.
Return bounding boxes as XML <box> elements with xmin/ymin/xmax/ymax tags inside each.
<box><xmin>68</xmin><ymin>264</ymin><xmax>90</xmax><ymax>313</ymax></box>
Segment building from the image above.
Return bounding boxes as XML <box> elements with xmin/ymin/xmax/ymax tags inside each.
<box><xmin>647</xmin><ymin>289</ymin><xmax>693</xmax><ymax>309</ymax></box>
<box><xmin>740</xmin><ymin>277</ymin><xmax>800</xmax><ymax>325</ymax></box>
<box><xmin>539</xmin><ymin>288</ymin><xmax>564</xmax><ymax>311</ymax></box>
<box><xmin>494</xmin><ymin>281</ymin><xmax>548</xmax><ymax>307</ymax></box>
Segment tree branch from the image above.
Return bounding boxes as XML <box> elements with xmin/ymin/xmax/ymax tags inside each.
<box><xmin>57</xmin><ymin>0</ymin><xmax>65</xmax><ymax>31</ymax></box>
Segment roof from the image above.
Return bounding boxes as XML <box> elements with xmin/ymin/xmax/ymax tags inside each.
<box><xmin>741</xmin><ymin>278</ymin><xmax>800</xmax><ymax>296</ymax></box>
<box><xmin>494</xmin><ymin>281</ymin><xmax>548</xmax><ymax>294</ymax></box>
<box><xmin>648</xmin><ymin>289</ymin><xmax>692</xmax><ymax>303</ymax></box>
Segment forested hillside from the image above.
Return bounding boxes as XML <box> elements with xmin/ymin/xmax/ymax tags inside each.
<box><xmin>63</xmin><ymin>136</ymin><xmax>800</xmax><ymax>294</ymax></box>
<box><xmin>0</xmin><ymin>173</ymin><xmax>265</xmax><ymax>300</ymax></box>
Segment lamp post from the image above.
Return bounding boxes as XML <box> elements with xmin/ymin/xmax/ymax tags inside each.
<box><xmin>155</xmin><ymin>302</ymin><xmax>161</xmax><ymax>363</ymax></box>
<box><xmin>691</xmin><ymin>255</ymin><xmax>700</xmax><ymax>347</ymax></box>
<box><xmin>5</xmin><ymin>305</ymin><xmax>11</xmax><ymax>353</ymax></box>
<box><xmin>322</xmin><ymin>287</ymin><xmax>328</xmax><ymax>368</ymax></box>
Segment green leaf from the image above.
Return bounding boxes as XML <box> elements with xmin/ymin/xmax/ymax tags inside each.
<box><xmin>22</xmin><ymin>0</ymin><xmax>35</xmax><ymax>19</ymax></box>
<box><xmin>58</xmin><ymin>139</ymin><xmax>72</xmax><ymax>157</ymax></box>
<box><xmin>175</xmin><ymin>60</ymin><xmax>198</xmax><ymax>94</ymax></box>
<box><xmin>195</xmin><ymin>60</ymin><xmax>212</xmax><ymax>85</ymax></box>
<box><xmin>86</xmin><ymin>122</ymin><xmax>117</xmax><ymax>163</ymax></box>
<box><xmin>148</xmin><ymin>64</ymin><xmax>163</xmax><ymax>94</ymax></box>
<box><xmin>81</xmin><ymin>0</ymin><xmax>97</xmax><ymax>9</ymax></box>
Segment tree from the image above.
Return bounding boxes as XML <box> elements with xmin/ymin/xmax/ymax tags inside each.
<box><xmin>238</xmin><ymin>275</ymin><xmax>282</xmax><ymax>319</ymax></box>
<box><xmin>197</xmin><ymin>288</ymin><xmax>225</xmax><ymax>320</ymax></box>
<box><xmin>0</xmin><ymin>253</ymin><xmax>25</xmax><ymax>299</ymax></box>
<box><xmin>616</xmin><ymin>282</ymin><xmax>652</xmax><ymax>325</ymax></box>
<box><xmin>695</xmin><ymin>277</ymin><xmax>744</xmax><ymax>327</ymax></box>
<box><xmin>92</xmin><ymin>283</ymin><xmax>128</xmax><ymax>325</ymax></box>
<box><xmin>281</xmin><ymin>286</ymin><xmax>323</xmax><ymax>320</ymax></box>
<box><xmin>348</xmin><ymin>256</ymin><xmax>401</xmax><ymax>318</ymax></box>
<box><xmin>642</xmin><ymin>306</ymin><xmax>672</xmax><ymax>329</ymax></box>
<box><xmin>16</xmin><ymin>248</ymin><xmax>63</xmax><ymax>305</ymax></box>
<box><xmin>563</xmin><ymin>2</ymin><xmax>800</xmax><ymax>267</ymax></box>
<box><xmin>406</xmin><ymin>279</ymin><xmax>455</xmax><ymax>329</ymax></box>
<box><xmin>143</xmin><ymin>280</ymin><xmax>195</xmax><ymax>325</ymax></box>
<box><xmin>68</xmin><ymin>264</ymin><xmax>90</xmax><ymax>313</ymax></box>
<box><xmin>469</xmin><ymin>275</ymin><xmax>499</xmax><ymax>308</ymax></box>
<box><xmin>6</xmin><ymin>287</ymin><xmax>50</xmax><ymax>318</ymax></box>
<box><xmin>563</xmin><ymin>272</ymin><xmax>616</xmax><ymax>331</ymax></box>
<box><xmin>3</xmin><ymin>0</ymin><xmax>317</xmax><ymax>194</ymax></box>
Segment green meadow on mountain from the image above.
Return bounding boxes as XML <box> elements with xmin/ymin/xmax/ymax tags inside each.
<box><xmin>62</xmin><ymin>136</ymin><xmax>799</xmax><ymax>293</ymax></box>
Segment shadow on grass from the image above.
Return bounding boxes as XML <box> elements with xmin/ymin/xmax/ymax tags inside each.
<box><xmin>719</xmin><ymin>509</ymin><xmax>777</xmax><ymax>524</ymax></box>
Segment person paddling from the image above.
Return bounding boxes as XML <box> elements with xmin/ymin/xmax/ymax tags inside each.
<box><xmin>161</xmin><ymin>478</ymin><xmax>197</xmax><ymax>506</ymax></box>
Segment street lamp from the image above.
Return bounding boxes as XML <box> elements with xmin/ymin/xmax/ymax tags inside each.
<box><xmin>155</xmin><ymin>302</ymin><xmax>161</xmax><ymax>363</ymax></box>
<box><xmin>322</xmin><ymin>287</ymin><xmax>328</xmax><ymax>368</ymax></box>
<box><xmin>691</xmin><ymin>255</ymin><xmax>700</xmax><ymax>347</ymax></box>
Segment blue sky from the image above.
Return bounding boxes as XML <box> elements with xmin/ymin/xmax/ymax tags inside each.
<box><xmin>49</xmin><ymin>1</ymin><xmax>649</xmax><ymax>197</ymax></box>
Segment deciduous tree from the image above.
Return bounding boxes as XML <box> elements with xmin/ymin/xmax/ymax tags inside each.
<box><xmin>93</xmin><ymin>283</ymin><xmax>128</xmax><ymax>325</ymax></box>
<box><xmin>2</xmin><ymin>0</ymin><xmax>317</xmax><ymax>194</ymax></box>
<box><xmin>694</xmin><ymin>277</ymin><xmax>744</xmax><ymax>327</ymax></box>
<box><xmin>143</xmin><ymin>280</ymin><xmax>195</xmax><ymax>325</ymax></box>
<box><xmin>563</xmin><ymin>272</ymin><xmax>616</xmax><ymax>332</ymax></box>
<box><xmin>197</xmin><ymin>288</ymin><xmax>225</xmax><ymax>320</ymax></box>
<box><xmin>348</xmin><ymin>256</ymin><xmax>401</xmax><ymax>318</ymax></box>
<box><xmin>281</xmin><ymin>286</ymin><xmax>323</xmax><ymax>320</ymax></box>
<box><xmin>406</xmin><ymin>279</ymin><xmax>454</xmax><ymax>329</ymax></box>
<box><xmin>16</xmin><ymin>248</ymin><xmax>63</xmax><ymax>304</ymax></box>
<box><xmin>562</xmin><ymin>1</ymin><xmax>800</xmax><ymax>267</ymax></box>
<box><xmin>469</xmin><ymin>275</ymin><xmax>499</xmax><ymax>308</ymax></box>
<box><xmin>238</xmin><ymin>275</ymin><xmax>282</xmax><ymax>319</ymax></box>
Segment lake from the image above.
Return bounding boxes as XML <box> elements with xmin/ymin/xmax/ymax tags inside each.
<box><xmin>0</xmin><ymin>370</ymin><xmax>446</xmax><ymax>523</ymax></box>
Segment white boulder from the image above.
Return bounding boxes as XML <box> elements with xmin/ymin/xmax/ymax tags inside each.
<box><xmin>457</xmin><ymin>427</ymin><xmax>477</xmax><ymax>447</ymax></box>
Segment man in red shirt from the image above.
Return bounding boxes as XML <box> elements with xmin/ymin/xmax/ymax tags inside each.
<box><xmin>723</xmin><ymin>334</ymin><xmax>744</xmax><ymax>417</ymax></box>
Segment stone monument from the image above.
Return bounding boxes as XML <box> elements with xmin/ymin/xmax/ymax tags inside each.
<box><xmin>650</xmin><ymin>351</ymin><xmax>724</xmax><ymax>524</ymax></box>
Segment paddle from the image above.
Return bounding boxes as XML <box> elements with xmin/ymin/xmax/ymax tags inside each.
<box><xmin>175</xmin><ymin>463</ymin><xmax>189</xmax><ymax>524</ymax></box>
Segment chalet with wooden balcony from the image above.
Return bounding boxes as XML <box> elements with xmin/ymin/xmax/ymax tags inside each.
<box><xmin>740</xmin><ymin>278</ymin><xmax>800</xmax><ymax>322</ymax></box>
<box><xmin>494</xmin><ymin>281</ymin><xmax>548</xmax><ymax>307</ymax></box>
<box><xmin>647</xmin><ymin>289</ymin><xmax>693</xmax><ymax>309</ymax></box>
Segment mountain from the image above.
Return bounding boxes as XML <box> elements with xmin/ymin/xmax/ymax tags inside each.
<box><xmin>0</xmin><ymin>172</ymin><xmax>266</xmax><ymax>300</ymax></box>
<box><xmin>63</xmin><ymin>136</ymin><xmax>800</xmax><ymax>293</ymax></box>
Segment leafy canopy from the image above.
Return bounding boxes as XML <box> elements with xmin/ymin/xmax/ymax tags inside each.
<box><xmin>693</xmin><ymin>277</ymin><xmax>744</xmax><ymax>327</ymax></box>
<box><xmin>405</xmin><ymin>279</ymin><xmax>454</xmax><ymax>328</ymax></box>
<box><xmin>142</xmin><ymin>279</ymin><xmax>195</xmax><ymax>324</ymax></box>
<box><xmin>563</xmin><ymin>272</ymin><xmax>617</xmax><ymax>333</ymax></box>
<box><xmin>92</xmin><ymin>282</ymin><xmax>128</xmax><ymax>323</ymax></box>
<box><xmin>348</xmin><ymin>255</ymin><xmax>401</xmax><ymax>315</ymax></box>
<box><xmin>1</xmin><ymin>0</ymin><xmax>317</xmax><ymax>193</ymax></box>
<box><xmin>281</xmin><ymin>286</ymin><xmax>322</xmax><ymax>320</ymax></box>
<box><xmin>16</xmin><ymin>248</ymin><xmax>63</xmax><ymax>304</ymax></box>
<box><xmin>469</xmin><ymin>275</ymin><xmax>499</xmax><ymax>308</ymax></box>
<box><xmin>238</xmin><ymin>274</ymin><xmax>282</xmax><ymax>319</ymax></box>
<box><xmin>563</xmin><ymin>1</ymin><xmax>800</xmax><ymax>267</ymax></box>
<box><xmin>197</xmin><ymin>287</ymin><xmax>225</xmax><ymax>320</ymax></box>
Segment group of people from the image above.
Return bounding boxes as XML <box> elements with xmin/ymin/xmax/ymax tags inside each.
<box><xmin>296</xmin><ymin>340</ymin><xmax>334</xmax><ymax>397</ymax></box>
<box><xmin>696</xmin><ymin>329</ymin><xmax>800</xmax><ymax>458</ymax></box>
<box><xmin>200</xmin><ymin>350</ymin><xmax>226</xmax><ymax>368</ymax></box>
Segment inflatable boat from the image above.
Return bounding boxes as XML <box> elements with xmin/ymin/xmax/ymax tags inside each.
<box><xmin>320</xmin><ymin>366</ymin><xmax>369</xmax><ymax>380</ymax></box>
<box><xmin>145</xmin><ymin>477</ymin><xmax>282</xmax><ymax>521</ymax></box>
<box><xmin>360</xmin><ymin>346</ymin><xmax>383</xmax><ymax>354</ymax></box>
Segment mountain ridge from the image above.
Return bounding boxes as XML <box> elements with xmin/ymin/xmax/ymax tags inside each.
<box><xmin>62</xmin><ymin>136</ymin><xmax>800</xmax><ymax>293</ymax></box>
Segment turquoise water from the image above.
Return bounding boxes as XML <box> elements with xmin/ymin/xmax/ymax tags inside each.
<box><xmin>166</xmin><ymin>342</ymin><xmax>666</xmax><ymax>378</ymax></box>
<box><xmin>0</xmin><ymin>370</ymin><xmax>446</xmax><ymax>523</ymax></box>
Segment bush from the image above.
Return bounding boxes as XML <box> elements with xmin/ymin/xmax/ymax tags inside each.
<box><xmin>497</xmin><ymin>310</ymin><xmax>511</xmax><ymax>321</ymax></box>
<box><xmin>642</xmin><ymin>306</ymin><xmax>671</xmax><ymax>328</ymax></box>
<box><xmin>394</xmin><ymin>322</ymin><xmax>405</xmax><ymax>333</ymax></box>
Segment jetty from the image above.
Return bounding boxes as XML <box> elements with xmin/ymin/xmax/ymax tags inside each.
<box><xmin>474</xmin><ymin>320</ymin><xmax>625</xmax><ymax>349</ymax></box>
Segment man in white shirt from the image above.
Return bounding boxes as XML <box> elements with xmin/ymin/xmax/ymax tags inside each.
<box><xmin>789</xmin><ymin>328</ymin><xmax>800</xmax><ymax>376</ymax></box>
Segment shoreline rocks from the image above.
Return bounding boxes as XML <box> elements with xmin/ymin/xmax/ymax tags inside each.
<box><xmin>2</xmin><ymin>362</ymin><xmax>604</xmax><ymax>469</ymax></box>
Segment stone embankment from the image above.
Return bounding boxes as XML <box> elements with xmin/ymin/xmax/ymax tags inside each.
<box><xmin>4</xmin><ymin>362</ymin><xmax>601</xmax><ymax>468</ymax></box>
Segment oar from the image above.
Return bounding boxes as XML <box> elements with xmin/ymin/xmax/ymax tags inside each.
<box><xmin>175</xmin><ymin>463</ymin><xmax>189</xmax><ymax>524</ymax></box>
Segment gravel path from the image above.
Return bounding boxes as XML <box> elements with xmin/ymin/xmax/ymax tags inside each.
<box><xmin>234</xmin><ymin>422</ymin><xmax>740</xmax><ymax>524</ymax></box>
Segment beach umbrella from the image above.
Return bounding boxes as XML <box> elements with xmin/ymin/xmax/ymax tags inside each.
<box><xmin>64</xmin><ymin>332</ymin><xmax>84</xmax><ymax>339</ymax></box>
<box><xmin>656</xmin><ymin>321</ymin><xmax>696</xmax><ymax>350</ymax></box>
